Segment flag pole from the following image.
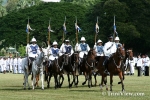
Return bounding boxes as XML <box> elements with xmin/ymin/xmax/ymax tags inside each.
<box><xmin>62</xmin><ymin>16</ymin><xmax>66</xmax><ymax>43</ymax></box>
<box><xmin>95</xmin><ymin>16</ymin><xmax>98</xmax><ymax>43</ymax></box>
<box><xmin>113</xmin><ymin>15</ymin><xmax>115</xmax><ymax>42</ymax></box>
<box><xmin>48</xmin><ymin>18</ymin><xmax>51</xmax><ymax>46</ymax></box>
<box><xmin>75</xmin><ymin>17</ymin><xmax>78</xmax><ymax>44</ymax></box>
<box><xmin>27</xmin><ymin>17</ymin><xmax>29</xmax><ymax>44</ymax></box>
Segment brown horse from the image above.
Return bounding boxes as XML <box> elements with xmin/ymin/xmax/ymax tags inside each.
<box><xmin>97</xmin><ymin>45</ymin><xmax>125</xmax><ymax>91</ymax></box>
<box><xmin>63</xmin><ymin>52</ymin><xmax>80</xmax><ymax>88</ymax></box>
<box><xmin>108</xmin><ymin>46</ymin><xmax>125</xmax><ymax>91</ymax></box>
<box><xmin>45</xmin><ymin>55</ymin><xmax>64</xmax><ymax>89</ymax></box>
<box><xmin>80</xmin><ymin>48</ymin><xmax>97</xmax><ymax>88</ymax></box>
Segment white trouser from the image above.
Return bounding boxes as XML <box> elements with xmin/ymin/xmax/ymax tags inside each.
<box><xmin>79</xmin><ymin>51</ymin><xmax>88</xmax><ymax>58</ymax></box>
<box><xmin>13</xmin><ymin>65</ymin><xmax>18</xmax><ymax>74</ymax></box>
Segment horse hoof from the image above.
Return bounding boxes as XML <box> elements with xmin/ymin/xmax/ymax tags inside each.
<box><xmin>28</xmin><ymin>88</ymin><xmax>31</xmax><ymax>90</ymax></box>
<box><xmin>118</xmin><ymin>82</ymin><xmax>121</xmax><ymax>84</ymax></box>
<box><xmin>122</xmin><ymin>89</ymin><xmax>125</xmax><ymax>92</ymax></box>
<box><xmin>24</xmin><ymin>88</ymin><xmax>26</xmax><ymax>90</ymax></box>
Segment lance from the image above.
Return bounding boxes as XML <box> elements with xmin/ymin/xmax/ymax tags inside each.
<box><xmin>27</xmin><ymin>17</ymin><xmax>29</xmax><ymax>44</ymax></box>
<box><xmin>48</xmin><ymin>18</ymin><xmax>51</xmax><ymax>46</ymax></box>
<box><xmin>62</xmin><ymin>16</ymin><xmax>66</xmax><ymax>43</ymax></box>
<box><xmin>95</xmin><ymin>16</ymin><xmax>99</xmax><ymax>43</ymax></box>
<box><xmin>113</xmin><ymin>15</ymin><xmax>116</xmax><ymax>42</ymax></box>
<box><xmin>75</xmin><ymin>17</ymin><xmax>78</xmax><ymax>43</ymax></box>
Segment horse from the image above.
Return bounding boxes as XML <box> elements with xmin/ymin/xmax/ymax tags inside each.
<box><xmin>45</xmin><ymin>55</ymin><xmax>64</xmax><ymax>89</ymax></box>
<box><xmin>22</xmin><ymin>57</ymin><xmax>31</xmax><ymax>90</ymax></box>
<box><xmin>80</xmin><ymin>48</ymin><xmax>97</xmax><ymax>88</ymax></box>
<box><xmin>31</xmin><ymin>48</ymin><xmax>45</xmax><ymax>90</ymax></box>
<box><xmin>97</xmin><ymin>45</ymin><xmax>125</xmax><ymax>91</ymax></box>
<box><xmin>107</xmin><ymin>45</ymin><xmax>125</xmax><ymax>91</ymax></box>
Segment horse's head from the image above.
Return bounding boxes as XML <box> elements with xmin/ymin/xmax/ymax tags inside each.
<box><xmin>88</xmin><ymin>48</ymin><xmax>96</xmax><ymax>58</ymax></box>
<box><xmin>126</xmin><ymin>49</ymin><xmax>133</xmax><ymax>60</ymax></box>
<box><xmin>73</xmin><ymin>52</ymin><xmax>79</xmax><ymax>64</ymax></box>
<box><xmin>63</xmin><ymin>54</ymin><xmax>69</xmax><ymax>65</ymax></box>
<box><xmin>39</xmin><ymin>48</ymin><xmax>44</xmax><ymax>59</ymax></box>
<box><xmin>116</xmin><ymin>45</ymin><xmax>125</xmax><ymax>60</ymax></box>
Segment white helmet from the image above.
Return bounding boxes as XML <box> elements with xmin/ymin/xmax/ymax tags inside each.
<box><xmin>65</xmin><ymin>40</ymin><xmax>70</xmax><ymax>42</ymax></box>
<box><xmin>97</xmin><ymin>39</ymin><xmax>102</xmax><ymax>43</ymax></box>
<box><xmin>53</xmin><ymin>41</ymin><xmax>58</xmax><ymax>45</ymax></box>
<box><xmin>30</xmin><ymin>37</ymin><xmax>37</xmax><ymax>42</ymax></box>
<box><xmin>115</xmin><ymin>36</ymin><xmax>120</xmax><ymax>41</ymax></box>
<box><xmin>80</xmin><ymin>37</ymin><xmax>86</xmax><ymax>41</ymax></box>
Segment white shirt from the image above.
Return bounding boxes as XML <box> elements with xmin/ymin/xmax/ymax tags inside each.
<box><xmin>136</xmin><ymin>57</ymin><xmax>143</xmax><ymax>67</ymax></box>
<box><xmin>103</xmin><ymin>41</ymin><xmax>116</xmax><ymax>56</ymax></box>
<box><xmin>26</xmin><ymin>44</ymin><xmax>40</xmax><ymax>58</ymax></box>
<box><xmin>60</xmin><ymin>44</ymin><xmax>74</xmax><ymax>55</ymax></box>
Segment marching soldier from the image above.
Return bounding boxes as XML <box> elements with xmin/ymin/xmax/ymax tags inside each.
<box><xmin>103</xmin><ymin>35</ymin><xmax>117</xmax><ymax>73</ymax></box>
<box><xmin>18</xmin><ymin>56</ymin><xmax>23</xmax><ymax>74</ymax></box>
<box><xmin>13</xmin><ymin>56</ymin><xmax>18</xmax><ymax>74</ymax></box>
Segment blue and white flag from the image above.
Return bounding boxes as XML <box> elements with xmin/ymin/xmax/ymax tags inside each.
<box><xmin>113</xmin><ymin>16</ymin><xmax>118</xmax><ymax>36</ymax></box>
<box><xmin>26</xmin><ymin>24</ymin><xmax>34</xmax><ymax>33</ymax></box>
<box><xmin>75</xmin><ymin>23</ymin><xmax>81</xmax><ymax>32</ymax></box>
<box><xmin>63</xmin><ymin>22</ymin><xmax>67</xmax><ymax>34</ymax></box>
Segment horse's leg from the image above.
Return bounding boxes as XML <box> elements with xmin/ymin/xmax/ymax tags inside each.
<box><xmin>40</xmin><ymin>71</ymin><xmax>44</xmax><ymax>90</ymax></box>
<box><xmin>82</xmin><ymin>72</ymin><xmax>87</xmax><ymax>85</ymax></box>
<box><xmin>23</xmin><ymin>74</ymin><xmax>26</xmax><ymax>90</ymax></box>
<box><xmin>93</xmin><ymin>73</ymin><xmax>97</xmax><ymax>87</ymax></box>
<box><xmin>35</xmin><ymin>74</ymin><xmax>39</xmax><ymax>87</ymax></box>
<box><xmin>59</xmin><ymin>74</ymin><xmax>64</xmax><ymax>88</ymax></box>
<box><xmin>75</xmin><ymin>75</ymin><xmax>79</xmax><ymax>86</ymax></box>
<box><xmin>32</xmin><ymin>73</ymin><xmax>36</xmax><ymax>90</ymax></box>
<box><xmin>70</xmin><ymin>73</ymin><xmax>75</xmax><ymax>87</ymax></box>
<box><xmin>88</xmin><ymin>74</ymin><xmax>92</xmax><ymax>88</ymax></box>
<box><xmin>67</xmin><ymin>74</ymin><xmax>71</xmax><ymax>88</ymax></box>
<box><xmin>110</xmin><ymin>73</ymin><xmax>113</xmax><ymax>91</ymax></box>
<box><xmin>54</xmin><ymin>73</ymin><xmax>58</xmax><ymax>89</ymax></box>
<box><xmin>119</xmin><ymin>72</ymin><xmax>125</xmax><ymax>91</ymax></box>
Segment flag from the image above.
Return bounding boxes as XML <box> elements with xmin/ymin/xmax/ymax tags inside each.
<box><xmin>48</xmin><ymin>25</ymin><xmax>54</xmax><ymax>32</ymax></box>
<box><xmin>26</xmin><ymin>23</ymin><xmax>34</xmax><ymax>33</ymax></box>
<box><xmin>63</xmin><ymin>22</ymin><xmax>67</xmax><ymax>34</ymax></box>
<box><xmin>95</xmin><ymin>22</ymin><xmax>99</xmax><ymax>34</ymax></box>
<box><xmin>75</xmin><ymin>23</ymin><xmax>81</xmax><ymax>32</ymax></box>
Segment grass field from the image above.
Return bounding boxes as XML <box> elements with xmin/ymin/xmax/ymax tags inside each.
<box><xmin>0</xmin><ymin>70</ymin><xmax>150</xmax><ymax>100</ymax></box>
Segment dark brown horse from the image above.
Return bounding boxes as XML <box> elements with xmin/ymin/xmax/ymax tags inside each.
<box><xmin>45</xmin><ymin>55</ymin><xmax>64</xmax><ymax>89</ymax></box>
<box><xmin>63</xmin><ymin>52</ymin><xmax>80</xmax><ymax>88</ymax></box>
<box><xmin>80</xmin><ymin>48</ymin><xmax>97</xmax><ymax>88</ymax></box>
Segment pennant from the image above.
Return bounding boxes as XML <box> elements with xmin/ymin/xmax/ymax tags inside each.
<box><xmin>75</xmin><ymin>23</ymin><xmax>81</xmax><ymax>32</ymax></box>
<box><xmin>48</xmin><ymin>25</ymin><xmax>54</xmax><ymax>32</ymax></box>
<box><xmin>63</xmin><ymin>22</ymin><xmax>67</xmax><ymax>34</ymax></box>
<box><xmin>95</xmin><ymin>22</ymin><xmax>99</xmax><ymax>34</ymax></box>
<box><xmin>26</xmin><ymin>24</ymin><xmax>35</xmax><ymax>33</ymax></box>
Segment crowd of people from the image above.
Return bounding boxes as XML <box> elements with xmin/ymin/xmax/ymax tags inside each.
<box><xmin>0</xmin><ymin>35</ymin><xmax>149</xmax><ymax>76</ymax></box>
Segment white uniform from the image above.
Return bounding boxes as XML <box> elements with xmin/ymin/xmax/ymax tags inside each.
<box><xmin>94</xmin><ymin>45</ymin><xmax>104</xmax><ymax>56</ymax></box>
<box><xmin>6</xmin><ymin>58</ymin><xmax>10</xmax><ymax>71</ymax></box>
<box><xmin>49</xmin><ymin>47</ymin><xmax>60</xmax><ymax>60</ymax></box>
<box><xmin>13</xmin><ymin>58</ymin><xmax>18</xmax><ymax>74</ymax></box>
<box><xmin>9</xmin><ymin>57</ymin><xmax>13</xmax><ymax>72</ymax></box>
<box><xmin>0</xmin><ymin>58</ymin><xmax>3</xmax><ymax>72</ymax></box>
<box><xmin>27</xmin><ymin>44</ymin><xmax>40</xmax><ymax>58</ymax></box>
<box><xmin>129</xmin><ymin>59</ymin><xmax>135</xmax><ymax>75</ymax></box>
<box><xmin>76</xmin><ymin>43</ymin><xmax>90</xmax><ymax>58</ymax></box>
<box><xmin>2</xmin><ymin>58</ymin><xmax>7</xmax><ymax>72</ymax></box>
<box><xmin>18</xmin><ymin>57</ymin><xmax>22</xmax><ymax>73</ymax></box>
<box><xmin>103</xmin><ymin>41</ymin><xmax>116</xmax><ymax>57</ymax></box>
<box><xmin>59</xmin><ymin>43</ymin><xmax>74</xmax><ymax>56</ymax></box>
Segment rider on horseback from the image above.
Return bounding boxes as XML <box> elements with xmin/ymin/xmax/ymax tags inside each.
<box><xmin>26</xmin><ymin>36</ymin><xmax>40</xmax><ymax>72</ymax></box>
<box><xmin>75</xmin><ymin>37</ymin><xmax>90</xmax><ymax>64</ymax></box>
<box><xmin>94</xmin><ymin>39</ymin><xmax>104</xmax><ymax>63</ymax></box>
<box><xmin>48</xmin><ymin>41</ymin><xmax>60</xmax><ymax>66</ymax></box>
<box><xmin>103</xmin><ymin>35</ymin><xmax>117</xmax><ymax>73</ymax></box>
<box><xmin>59</xmin><ymin>39</ymin><xmax>74</xmax><ymax>56</ymax></box>
<box><xmin>115</xmin><ymin>36</ymin><xmax>122</xmax><ymax>48</ymax></box>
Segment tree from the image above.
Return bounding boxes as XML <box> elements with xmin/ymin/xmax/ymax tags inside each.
<box><xmin>18</xmin><ymin>44</ymin><xmax>26</xmax><ymax>56</ymax></box>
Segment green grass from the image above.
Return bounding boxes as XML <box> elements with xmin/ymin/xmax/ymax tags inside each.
<box><xmin>0</xmin><ymin>70</ymin><xmax>149</xmax><ymax>100</ymax></box>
